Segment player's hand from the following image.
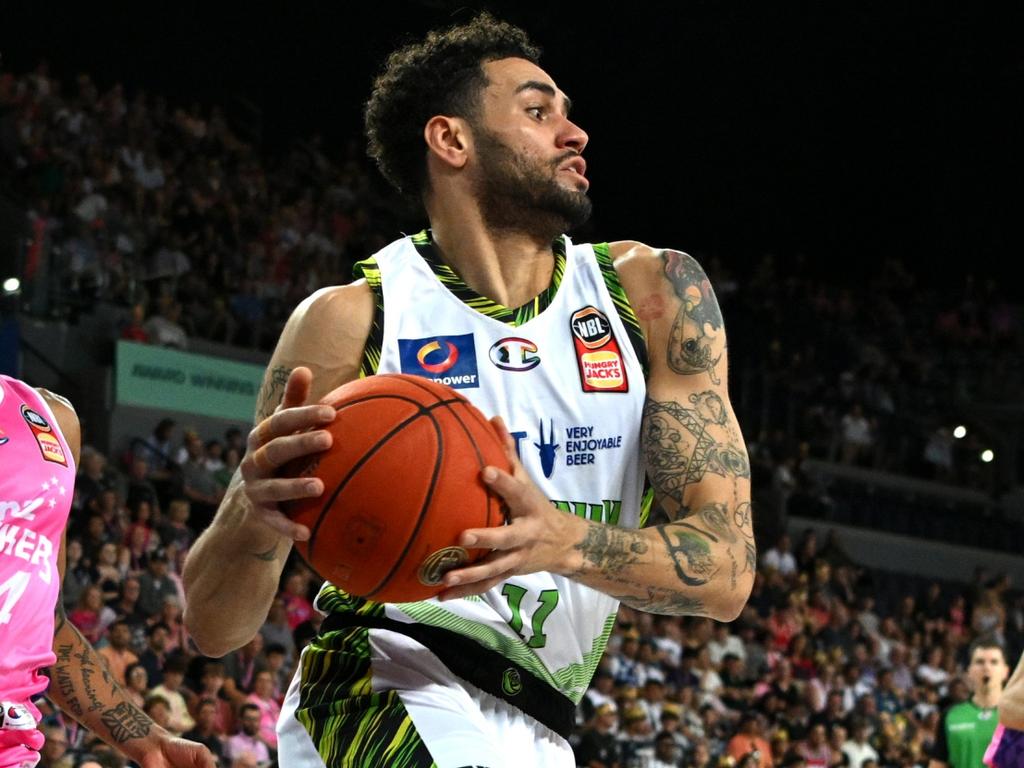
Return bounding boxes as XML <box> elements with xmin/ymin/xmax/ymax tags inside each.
<box><xmin>137</xmin><ymin>733</ymin><xmax>217</xmax><ymax>768</ymax></box>
<box><xmin>238</xmin><ymin>366</ymin><xmax>335</xmax><ymax>541</ymax></box>
<box><xmin>439</xmin><ymin>416</ymin><xmax>585</xmax><ymax>600</ymax></box>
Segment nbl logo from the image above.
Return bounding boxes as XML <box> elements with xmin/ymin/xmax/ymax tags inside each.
<box><xmin>570</xmin><ymin>307</ymin><xmax>611</xmax><ymax>349</ymax></box>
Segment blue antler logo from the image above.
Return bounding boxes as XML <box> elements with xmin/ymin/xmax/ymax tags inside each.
<box><xmin>533</xmin><ymin>419</ymin><xmax>559</xmax><ymax>478</ymax></box>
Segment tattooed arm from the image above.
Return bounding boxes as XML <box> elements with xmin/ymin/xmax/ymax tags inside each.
<box><xmin>46</xmin><ymin>395</ymin><xmax>214</xmax><ymax>766</ymax></box>
<box><xmin>442</xmin><ymin>244</ymin><xmax>754</xmax><ymax>620</ymax></box>
<box><xmin>183</xmin><ymin>283</ymin><xmax>373</xmax><ymax>656</ymax></box>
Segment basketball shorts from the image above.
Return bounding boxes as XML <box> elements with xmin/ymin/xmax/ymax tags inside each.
<box><xmin>277</xmin><ymin>624</ymin><xmax>576</xmax><ymax>768</ymax></box>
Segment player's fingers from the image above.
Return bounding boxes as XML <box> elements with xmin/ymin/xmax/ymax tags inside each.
<box><xmin>246</xmin><ymin>476</ymin><xmax>324</xmax><ymax>505</ymax></box>
<box><xmin>489</xmin><ymin>416</ymin><xmax>525</xmax><ymax>470</ymax></box>
<box><xmin>262</xmin><ymin>430</ymin><xmax>332</xmax><ymax>468</ymax></box>
<box><xmin>281</xmin><ymin>366</ymin><xmax>314</xmax><ymax>410</ymax></box>
<box><xmin>438</xmin><ymin>573</ymin><xmax>509</xmax><ymax>602</ymax></box>
<box><xmin>248</xmin><ymin>406</ymin><xmax>335</xmax><ymax>451</ymax></box>
<box><xmin>480</xmin><ymin>465</ymin><xmax>533</xmax><ymax>512</ymax></box>
<box><xmin>443</xmin><ymin>550</ymin><xmax>519</xmax><ymax>589</ymax></box>
<box><xmin>458</xmin><ymin>520</ymin><xmax>526</xmax><ymax>551</ymax></box>
<box><xmin>246</xmin><ymin>505</ymin><xmax>311</xmax><ymax>542</ymax></box>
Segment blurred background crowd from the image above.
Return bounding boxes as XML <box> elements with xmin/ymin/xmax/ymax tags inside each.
<box><xmin>1</xmin><ymin>61</ymin><xmax>1021</xmax><ymax>768</ymax></box>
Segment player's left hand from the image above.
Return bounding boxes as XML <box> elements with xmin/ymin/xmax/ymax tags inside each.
<box><xmin>137</xmin><ymin>734</ymin><xmax>217</xmax><ymax>768</ymax></box>
<box><xmin>439</xmin><ymin>416</ymin><xmax>586</xmax><ymax>600</ymax></box>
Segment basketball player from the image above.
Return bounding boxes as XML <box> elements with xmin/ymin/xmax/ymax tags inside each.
<box><xmin>0</xmin><ymin>375</ymin><xmax>216</xmax><ymax>768</ymax></box>
<box><xmin>929</xmin><ymin>640</ymin><xmax>1010</xmax><ymax>768</ymax></box>
<box><xmin>183</xmin><ymin>13</ymin><xmax>755</xmax><ymax>768</ymax></box>
<box><xmin>982</xmin><ymin>649</ymin><xmax>1024</xmax><ymax>767</ymax></box>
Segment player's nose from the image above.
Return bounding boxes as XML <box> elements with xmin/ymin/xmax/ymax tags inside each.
<box><xmin>559</xmin><ymin>117</ymin><xmax>588</xmax><ymax>154</ymax></box>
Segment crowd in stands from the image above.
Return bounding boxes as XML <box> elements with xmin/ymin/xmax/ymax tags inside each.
<box><xmin>31</xmin><ymin>417</ymin><xmax>1023</xmax><ymax>768</ymax></box>
<box><xmin>3</xmin><ymin>64</ymin><xmax>1021</xmax><ymax>499</ymax></box>
<box><xmin>3</xmin><ymin>63</ymin><xmax>1023</xmax><ymax>768</ymax></box>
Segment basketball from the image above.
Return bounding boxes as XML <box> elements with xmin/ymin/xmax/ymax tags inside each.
<box><xmin>283</xmin><ymin>373</ymin><xmax>510</xmax><ymax>603</ymax></box>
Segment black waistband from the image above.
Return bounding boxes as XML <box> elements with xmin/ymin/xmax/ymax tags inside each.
<box><xmin>319</xmin><ymin>611</ymin><xmax>576</xmax><ymax>739</ymax></box>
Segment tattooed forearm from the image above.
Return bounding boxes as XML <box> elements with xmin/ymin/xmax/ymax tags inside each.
<box><xmin>643</xmin><ymin>395</ymin><xmax>750</xmax><ymax>521</ymax></box>
<box><xmin>47</xmin><ymin>617</ymin><xmax>153</xmax><ymax>745</ymax></box>
<box><xmin>610</xmin><ymin>587</ymin><xmax>709</xmax><ymax>616</ymax></box>
<box><xmin>744</xmin><ymin>541</ymin><xmax>757</xmax><ymax>575</ymax></box>
<box><xmin>574</xmin><ymin>525</ymin><xmax>649</xmax><ymax>576</ymax></box>
<box><xmin>101</xmin><ymin>703</ymin><xmax>152</xmax><ymax>743</ymax></box>
<box><xmin>256</xmin><ymin>365</ymin><xmax>293</xmax><ymax>422</ymax></box>
<box><xmin>695</xmin><ymin>503</ymin><xmax>736</xmax><ymax>543</ymax></box>
<box><xmin>734</xmin><ymin>502</ymin><xmax>753</xmax><ymax>539</ymax></box>
<box><xmin>662</xmin><ymin>250</ymin><xmax>725</xmax><ymax>383</ymax></box>
<box><xmin>657</xmin><ymin>525</ymin><xmax>718</xmax><ymax>586</ymax></box>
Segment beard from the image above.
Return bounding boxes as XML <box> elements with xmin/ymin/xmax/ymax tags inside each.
<box><xmin>472</xmin><ymin>125</ymin><xmax>592</xmax><ymax>239</ymax></box>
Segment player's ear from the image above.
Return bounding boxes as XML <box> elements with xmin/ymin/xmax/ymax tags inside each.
<box><xmin>424</xmin><ymin>115</ymin><xmax>470</xmax><ymax>170</ymax></box>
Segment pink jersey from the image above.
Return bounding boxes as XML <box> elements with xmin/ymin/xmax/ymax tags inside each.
<box><xmin>0</xmin><ymin>376</ymin><xmax>75</xmax><ymax>767</ymax></box>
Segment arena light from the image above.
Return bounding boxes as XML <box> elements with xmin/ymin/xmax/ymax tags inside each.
<box><xmin>953</xmin><ymin>425</ymin><xmax>967</xmax><ymax>439</ymax></box>
<box><xmin>981</xmin><ymin>449</ymin><xmax>995</xmax><ymax>463</ymax></box>
<box><xmin>2</xmin><ymin>277</ymin><xmax>19</xmax><ymax>294</ymax></box>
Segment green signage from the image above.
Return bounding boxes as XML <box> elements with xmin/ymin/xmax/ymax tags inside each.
<box><xmin>116</xmin><ymin>341</ymin><xmax>264</xmax><ymax>422</ymax></box>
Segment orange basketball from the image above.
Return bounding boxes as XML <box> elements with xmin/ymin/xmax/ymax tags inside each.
<box><xmin>284</xmin><ymin>373</ymin><xmax>510</xmax><ymax>603</ymax></box>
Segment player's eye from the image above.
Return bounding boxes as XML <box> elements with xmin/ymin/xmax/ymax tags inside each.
<box><xmin>527</xmin><ymin>106</ymin><xmax>545</xmax><ymax>120</ymax></box>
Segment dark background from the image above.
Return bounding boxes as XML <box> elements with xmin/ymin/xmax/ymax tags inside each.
<box><xmin>3</xmin><ymin>1</ymin><xmax>1021</xmax><ymax>290</ymax></box>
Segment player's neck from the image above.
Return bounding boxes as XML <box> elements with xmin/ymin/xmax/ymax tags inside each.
<box><xmin>429</xmin><ymin>212</ymin><xmax>557</xmax><ymax>308</ymax></box>
<box><xmin>973</xmin><ymin>689</ymin><xmax>1000</xmax><ymax>708</ymax></box>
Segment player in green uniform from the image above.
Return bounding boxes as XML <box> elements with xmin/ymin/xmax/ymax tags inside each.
<box><xmin>929</xmin><ymin>641</ymin><xmax>1010</xmax><ymax>768</ymax></box>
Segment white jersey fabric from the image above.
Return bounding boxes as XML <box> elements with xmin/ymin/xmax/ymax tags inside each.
<box><xmin>279</xmin><ymin>233</ymin><xmax>647</xmax><ymax>766</ymax></box>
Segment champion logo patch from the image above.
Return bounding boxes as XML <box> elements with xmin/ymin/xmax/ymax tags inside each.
<box><xmin>489</xmin><ymin>337</ymin><xmax>540</xmax><ymax>372</ymax></box>
<box><xmin>569</xmin><ymin>306</ymin><xmax>629</xmax><ymax>393</ymax></box>
<box><xmin>21</xmin><ymin>403</ymin><xmax>67</xmax><ymax>466</ymax></box>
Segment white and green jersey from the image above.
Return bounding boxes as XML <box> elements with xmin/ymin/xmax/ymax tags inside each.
<box><xmin>314</xmin><ymin>230</ymin><xmax>648</xmax><ymax>705</ymax></box>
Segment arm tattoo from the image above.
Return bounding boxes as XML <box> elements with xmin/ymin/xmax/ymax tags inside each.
<box><xmin>642</xmin><ymin>395</ymin><xmax>750</xmax><ymax>518</ymax></box>
<box><xmin>661</xmin><ymin>250</ymin><xmax>724</xmax><ymax>383</ymax></box>
<box><xmin>744</xmin><ymin>540</ymin><xmax>757</xmax><ymax>575</ymax></box>
<box><xmin>574</xmin><ymin>525</ymin><xmax>649</xmax><ymax>576</ymax></box>
<box><xmin>610</xmin><ymin>588</ymin><xmax>708</xmax><ymax>616</ymax></box>
<box><xmin>256</xmin><ymin>365</ymin><xmax>293</xmax><ymax>422</ymax></box>
<box><xmin>658</xmin><ymin>525</ymin><xmax>718</xmax><ymax>586</ymax></box>
<box><xmin>101</xmin><ymin>703</ymin><xmax>152</xmax><ymax>743</ymax></box>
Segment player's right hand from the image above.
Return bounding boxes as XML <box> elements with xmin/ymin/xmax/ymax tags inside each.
<box><xmin>238</xmin><ymin>366</ymin><xmax>335</xmax><ymax>541</ymax></box>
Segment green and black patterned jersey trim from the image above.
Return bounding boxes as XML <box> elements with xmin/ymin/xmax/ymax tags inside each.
<box><xmin>352</xmin><ymin>257</ymin><xmax>384</xmax><ymax>379</ymax></box>
<box><xmin>295</xmin><ymin>591</ymin><xmax>441</xmax><ymax>766</ymax></box>
<box><xmin>591</xmin><ymin>242</ymin><xmax>649</xmax><ymax>378</ymax></box>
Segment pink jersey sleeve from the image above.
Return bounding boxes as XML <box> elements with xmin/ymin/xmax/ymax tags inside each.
<box><xmin>0</xmin><ymin>376</ymin><xmax>76</xmax><ymax>762</ymax></box>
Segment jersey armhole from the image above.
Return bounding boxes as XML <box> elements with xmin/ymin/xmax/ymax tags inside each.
<box><xmin>353</xmin><ymin>257</ymin><xmax>384</xmax><ymax>377</ymax></box>
<box><xmin>591</xmin><ymin>243</ymin><xmax>649</xmax><ymax>377</ymax></box>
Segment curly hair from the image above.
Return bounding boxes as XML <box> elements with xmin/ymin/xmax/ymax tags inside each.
<box><xmin>364</xmin><ymin>12</ymin><xmax>541</xmax><ymax>199</ymax></box>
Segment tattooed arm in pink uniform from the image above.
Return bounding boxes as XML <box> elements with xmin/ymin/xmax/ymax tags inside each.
<box><xmin>0</xmin><ymin>375</ymin><xmax>214</xmax><ymax>768</ymax></box>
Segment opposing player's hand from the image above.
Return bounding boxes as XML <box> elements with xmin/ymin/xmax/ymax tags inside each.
<box><xmin>238</xmin><ymin>366</ymin><xmax>335</xmax><ymax>541</ymax></box>
<box><xmin>439</xmin><ymin>416</ymin><xmax>585</xmax><ymax>600</ymax></box>
<box><xmin>137</xmin><ymin>733</ymin><xmax>217</xmax><ymax>768</ymax></box>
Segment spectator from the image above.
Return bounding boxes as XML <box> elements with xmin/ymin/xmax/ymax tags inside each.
<box><xmin>144</xmin><ymin>298</ymin><xmax>188</xmax><ymax>349</ymax></box>
<box><xmin>61</xmin><ymin>537</ymin><xmax>90</xmax><ymax>612</ymax></box>
<box><xmin>245</xmin><ymin>670</ymin><xmax>281</xmax><ymax>750</ymax></box>
<box><xmin>841</xmin><ymin>718</ymin><xmax>879</xmax><ymax>768</ymax></box>
<box><xmin>135</xmin><ymin>417</ymin><xmax>177</xmax><ymax>480</ymax></box>
<box><xmin>149</xmin><ymin>655</ymin><xmax>195</xmax><ymax>736</ymax></box>
<box><xmin>727</xmin><ymin>713</ymin><xmax>774</xmax><ymax>768</ymax></box>
<box><xmin>125</xmin><ymin>455</ymin><xmax>161</xmax><ymax>518</ymax></box>
<box><xmin>574</xmin><ymin>701</ymin><xmax>621</xmax><ymax>768</ymax></box>
<box><xmin>96</xmin><ymin>619</ymin><xmax>138</xmax><ymax>685</ymax></box>
<box><xmin>157</xmin><ymin>497</ymin><xmax>195</xmax><ymax>553</ymax></box>
<box><xmin>137</xmin><ymin>621</ymin><xmax>171</xmax><ymax>688</ymax></box>
<box><xmin>67</xmin><ymin>584</ymin><xmax>115</xmax><ymax>645</ymax></box>
<box><xmin>225</xmin><ymin>704</ymin><xmax>271</xmax><ymax>768</ymax></box>
<box><xmin>762</xmin><ymin>534</ymin><xmax>798</xmax><ymax>577</ymax></box>
<box><xmin>37</xmin><ymin>723</ymin><xmax>73</xmax><ymax>768</ymax></box>
<box><xmin>183</xmin><ymin>698</ymin><xmax>227</xmax><ymax>767</ymax></box>
<box><xmin>143</xmin><ymin>694</ymin><xmax>173</xmax><ymax>732</ymax></box>
<box><xmin>136</xmin><ymin>548</ymin><xmax>179</xmax><ymax>616</ymax></box>
<box><xmin>123</xmin><ymin>662</ymin><xmax>150</xmax><ymax>709</ymax></box>
<box><xmin>794</xmin><ymin>723</ymin><xmax>832</xmax><ymax>767</ymax></box>
<box><xmin>277</xmin><ymin>570</ymin><xmax>314</xmax><ymax>631</ymax></box>
<box><xmin>839</xmin><ymin>403</ymin><xmax>874</xmax><ymax>466</ymax></box>
<box><xmin>90</xmin><ymin>541</ymin><xmax>125</xmax><ymax>604</ymax></box>
<box><xmin>195</xmin><ymin>661</ymin><xmax>236</xmax><ymax>737</ymax></box>
<box><xmin>258</xmin><ymin>596</ymin><xmax>297</xmax><ymax>671</ymax></box>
